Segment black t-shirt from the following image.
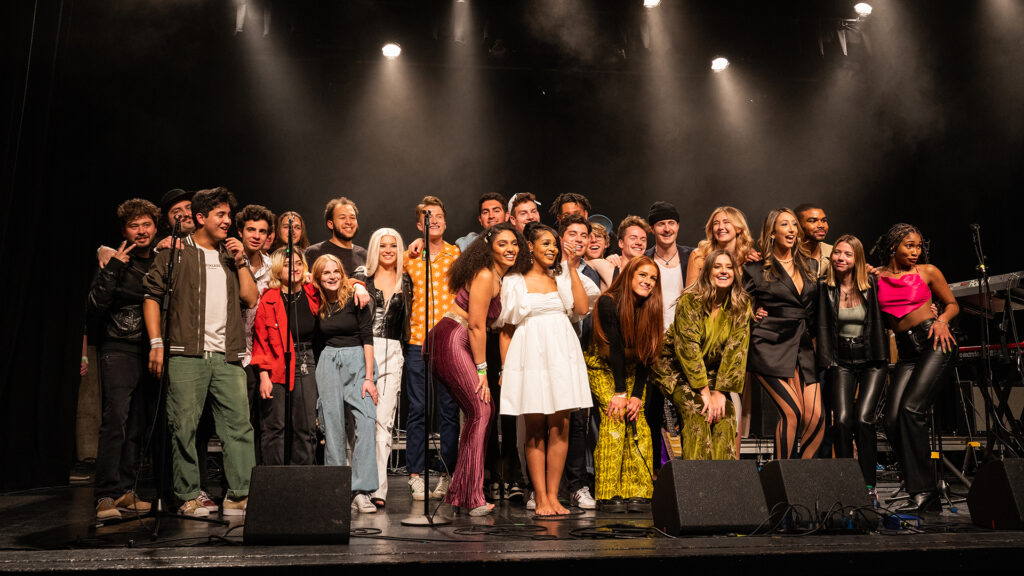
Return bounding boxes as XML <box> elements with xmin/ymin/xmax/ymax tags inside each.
<box><xmin>305</xmin><ymin>240</ymin><xmax>367</xmax><ymax>276</ymax></box>
<box><xmin>285</xmin><ymin>289</ymin><xmax>317</xmax><ymax>345</ymax></box>
<box><xmin>318</xmin><ymin>296</ymin><xmax>374</xmax><ymax>348</ymax></box>
<box><xmin>597</xmin><ymin>295</ymin><xmax>647</xmax><ymax>399</ymax></box>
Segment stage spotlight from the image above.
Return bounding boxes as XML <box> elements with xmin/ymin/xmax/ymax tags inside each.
<box><xmin>854</xmin><ymin>3</ymin><xmax>873</xmax><ymax>18</ymax></box>
<box><xmin>643</xmin><ymin>0</ymin><xmax>661</xmax><ymax>8</ymax></box>
<box><xmin>711</xmin><ymin>57</ymin><xmax>730</xmax><ymax>72</ymax></box>
<box><xmin>382</xmin><ymin>43</ymin><xmax>402</xmax><ymax>59</ymax></box>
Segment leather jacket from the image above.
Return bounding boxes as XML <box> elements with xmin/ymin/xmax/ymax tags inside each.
<box><xmin>816</xmin><ymin>277</ymin><xmax>888</xmax><ymax>367</ymax></box>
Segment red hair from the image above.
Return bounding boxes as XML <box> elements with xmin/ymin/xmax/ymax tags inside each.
<box><xmin>593</xmin><ymin>256</ymin><xmax>664</xmax><ymax>365</ymax></box>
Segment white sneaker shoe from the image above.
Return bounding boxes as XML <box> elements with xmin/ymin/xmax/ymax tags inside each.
<box><xmin>430</xmin><ymin>475</ymin><xmax>451</xmax><ymax>499</ymax></box>
<box><xmin>352</xmin><ymin>493</ymin><xmax>377</xmax><ymax>514</ymax></box>
<box><xmin>571</xmin><ymin>486</ymin><xmax>597</xmax><ymax>510</ymax></box>
<box><xmin>526</xmin><ymin>490</ymin><xmax>536</xmax><ymax>510</ymax></box>
<box><xmin>409</xmin><ymin>476</ymin><xmax>426</xmax><ymax>501</ymax></box>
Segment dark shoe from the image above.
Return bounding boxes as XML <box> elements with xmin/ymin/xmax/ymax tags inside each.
<box><xmin>894</xmin><ymin>491</ymin><xmax>941</xmax><ymax>514</ymax></box>
<box><xmin>626</xmin><ymin>497</ymin><xmax>651</xmax><ymax>513</ymax></box>
<box><xmin>598</xmin><ymin>497</ymin><xmax>627</xmax><ymax>513</ymax></box>
<box><xmin>371</xmin><ymin>497</ymin><xmax>386</xmax><ymax>509</ymax></box>
<box><xmin>508</xmin><ymin>481</ymin><xmax>525</xmax><ymax>502</ymax></box>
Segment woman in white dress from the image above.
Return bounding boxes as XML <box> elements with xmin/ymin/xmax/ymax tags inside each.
<box><xmin>498</xmin><ymin>222</ymin><xmax>594</xmax><ymax>516</ymax></box>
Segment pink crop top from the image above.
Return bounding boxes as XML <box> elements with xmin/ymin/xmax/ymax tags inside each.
<box><xmin>877</xmin><ymin>272</ymin><xmax>932</xmax><ymax>319</ymax></box>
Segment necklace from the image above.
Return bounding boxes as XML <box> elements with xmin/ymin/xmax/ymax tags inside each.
<box><xmin>776</xmin><ymin>256</ymin><xmax>794</xmax><ymax>264</ymax></box>
<box><xmin>657</xmin><ymin>248</ymin><xmax>677</xmax><ymax>266</ymax></box>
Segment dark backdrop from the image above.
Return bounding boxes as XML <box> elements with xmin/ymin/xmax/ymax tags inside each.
<box><xmin>3</xmin><ymin>0</ymin><xmax>1022</xmax><ymax>489</ymax></box>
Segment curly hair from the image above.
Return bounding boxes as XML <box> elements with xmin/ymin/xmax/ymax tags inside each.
<box><xmin>549</xmin><ymin>193</ymin><xmax>592</xmax><ymax>220</ymax></box>
<box><xmin>234</xmin><ymin>204</ymin><xmax>275</xmax><ymax>232</ymax></box>
<box><xmin>592</xmin><ymin>255</ymin><xmax>664</xmax><ymax>365</ymax></box>
<box><xmin>683</xmin><ymin>249</ymin><xmax>751</xmax><ymax>323</ymax></box>
<box><xmin>523</xmin><ymin>221</ymin><xmax>563</xmax><ymax>272</ymax></box>
<box><xmin>447</xmin><ymin>223</ymin><xmax>529</xmax><ymax>292</ymax></box>
<box><xmin>190</xmin><ymin>187</ymin><xmax>236</xmax><ymax>220</ymax></box>
<box><xmin>870</xmin><ymin>223</ymin><xmax>928</xmax><ymax>267</ymax></box>
<box><xmin>756</xmin><ymin>207</ymin><xmax>814</xmax><ymax>282</ymax></box>
<box><xmin>117</xmin><ymin>198</ymin><xmax>160</xmax><ymax>230</ymax></box>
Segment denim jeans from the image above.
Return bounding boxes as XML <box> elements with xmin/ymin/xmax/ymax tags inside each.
<box><xmin>404</xmin><ymin>343</ymin><xmax>460</xmax><ymax>475</ymax></box>
<box><xmin>316</xmin><ymin>345</ymin><xmax>378</xmax><ymax>492</ymax></box>
<box><xmin>166</xmin><ymin>353</ymin><xmax>255</xmax><ymax>502</ymax></box>
<box><xmin>94</xmin><ymin>347</ymin><xmax>154</xmax><ymax>501</ymax></box>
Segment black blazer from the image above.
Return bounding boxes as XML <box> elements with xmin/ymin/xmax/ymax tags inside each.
<box><xmin>644</xmin><ymin>243</ymin><xmax>695</xmax><ymax>287</ymax></box>
<box><xmin>815</xmin><ymin>278</ymin><xmax>888</xmax><ymax>367</ymax></box>
<box><xmin>742</xmin><ymin>258</ymin><xmax>819</xmax><ymax>382</ymax></box>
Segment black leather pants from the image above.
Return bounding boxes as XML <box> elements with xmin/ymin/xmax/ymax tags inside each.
<box><xmin>827</xmin><ymin>360</ymin><xmax>887</xmax><ymax>486</ymax></box>
<box><xmin>883</xmin><ymin>320</ymin><xmax>957</xmax><ymax>494</ymax></box>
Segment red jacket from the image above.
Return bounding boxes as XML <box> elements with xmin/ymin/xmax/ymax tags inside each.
<box><xmin>250</xmin><ymin>283</ymin><xmax>320</xmax><ymax>389</ymax></box>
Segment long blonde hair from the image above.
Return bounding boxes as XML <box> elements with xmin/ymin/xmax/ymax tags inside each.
<box><xmin>363</xmin><ymin>228</ymin><xmax>405</xmax><ymax>294</ymax></box>
<box><xmin>683</xmin><ymin>249</ymin><xmax>751</xmax><ymax>323</ymax></box>
<box><xmin>268</xmin><ymin>247</ymin><xmax>308</xmax><ymax>291</ymax></box>
<box><xmin>310</xmin><ymin>254</ymin><xmax>353</xmax><ymax>317</ymax></box>
<box><xmin>825</xmin><ymin>234</ymin><xmax>871</xmax><ymax>291</ymax></box>
<box><xmin>757</xmin><ymin>208</ymin><xmax>814</xmax><ymax>282</ymax></box>
<box><xmin>693</xmin><ymin>206</ymin><xmax>755</xmax><ymax>265</ymax></box>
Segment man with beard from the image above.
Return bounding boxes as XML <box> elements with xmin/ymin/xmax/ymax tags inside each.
<box><xmin>306</xmin><ymin>197</ymin><xmax>367</xmax><ymax>275</ymax></box>
<box><xmin>549</xmin><ymin>193</ymin><xmax>591</xmax><ymax>226</ymax></box>
<box><xmin>97</xmin><ymin>188</ymin><xmax>195</xmax><ymax>268</ymax></box>
<box><xmin>87</xmin><ymin>199</ymin><xmax>161</xmax><ymax>519</ymax></box>
<box><xmin>795</xmin><ymin>203</ymin><xmax>832</xmax><ymax>278</ymax></box>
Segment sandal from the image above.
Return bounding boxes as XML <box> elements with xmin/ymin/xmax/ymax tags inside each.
<box><xmin>370</xmin><ymin>498</ymin><xmax>386</xmax><ymax>508</ymax></box>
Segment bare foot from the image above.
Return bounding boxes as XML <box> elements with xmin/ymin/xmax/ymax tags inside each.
<box><xmin>555</xmin><ymin>503</ymin><xmax>570</xmax><ymax>515</ymax></box>
<box><xmin>535</xmin><ymin>503</ymin><xmax>559</xmax><ymax>516</ymax></box>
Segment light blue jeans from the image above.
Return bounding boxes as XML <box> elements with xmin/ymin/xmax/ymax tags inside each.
<box><xmin>316</xmin><ymin>346</ymin><xmax>378</xmax><ymax>492</ymax></box>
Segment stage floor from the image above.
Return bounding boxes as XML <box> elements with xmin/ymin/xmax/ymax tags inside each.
<box><xmin>2</xmin><ymin>471</ymin><xmax>1023</xmax><ymax>575</ymax></box>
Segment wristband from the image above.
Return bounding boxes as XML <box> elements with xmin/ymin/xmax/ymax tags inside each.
<box><xmin>150</xmin><ymin>338</ymin><xmax>163</xmax><ymax>346</ymax></box>
<box><xmin>477</xmin><ymin>368</ymin><xmax>487</xmax><ymax>375</ymax></box>
<box><xmin>475</xmin><ymin>361</ymin><xmax>487</xmax><ymax>371</ymax></box>
<box><xmin>81</xmin><ymin>356</ymin><xmax>89</xmax><ymax>365</ymax></box>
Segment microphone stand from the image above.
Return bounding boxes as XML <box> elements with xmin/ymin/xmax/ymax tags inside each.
<box><xmin>284</xmin><ymin>219</ymin><xmax>295</xmax><ymax>465</ymax></box>
<box><xmin>403</xmin><ymin>210</ymin><xmax>451</xmax><ymax>527</ymax></box>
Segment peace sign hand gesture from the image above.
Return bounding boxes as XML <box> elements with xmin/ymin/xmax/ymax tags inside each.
<box><xmin>112</xmin><ymin>241</ymin><xmax>136</xmax><ymax>264</ymax></box>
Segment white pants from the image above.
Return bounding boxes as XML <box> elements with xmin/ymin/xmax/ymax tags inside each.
<box><xmin>371</xmin><ymin>337</ymin><xmax>404</xmax><ymax>500</ymax></box>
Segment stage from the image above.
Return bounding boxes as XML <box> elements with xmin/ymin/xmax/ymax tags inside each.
<box><xmin>2</xmin><ymin>470</ymin><xmax>1023</xmax><ymax>576</ymax></box>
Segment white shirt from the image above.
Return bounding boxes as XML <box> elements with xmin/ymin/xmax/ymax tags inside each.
<box><xmin>657</xmin><ymin>260</ymin><xmax>684</xmax><ymax>332</ymax></box>
<box><xmin>200</xmin><ymin>246</ymin><xmax>228</xmax><ymax>353</ymax></box>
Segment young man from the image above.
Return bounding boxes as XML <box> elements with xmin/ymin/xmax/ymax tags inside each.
<box><xmin>642</xmin><ymin>201</ymin><xmax>694</xmax><ymax>473</ymax></box>
<box><xmin>403</xmin><ymin>195</ymin><xmax>461</xmax><ymax>501</ymax></box>
<box><xmin>143</xmin><ymin>187</ymin><xmax>258</xmax><ymax>517</ymax></box>
<box><xmin>87</xmin><ymin>199</ymin><xmax>161</xmax><ymax>520</ymax></box>
<box><xmin>611</xmin><ymin>215</ymin><xmax>652</xmax><ymax>274</ymax></box>
<box><xmin>549</xmin><ymin>193</ymin><xmax>591</xmax><ymax>225</ymax></box>
<box><xmin>455</xmin><ymin>192</ymin><xmax>508</xmax><ymax>251</ymax></box>
<box><xmin>235</xmin><ymin>205</ymin><xmax>275</xmax><ymax>460</ymax></box>
<box><xmin>795</xmin><ymin>203</ymin><xmax>832</xmax><ymax>277</ymax></box>
<box><xmin>558</xmin><ymin>214</ymin><xmax>602</xmax><ymax>510</ymax></box>
<box><xmin>507</xmin><ymin>192</ymin><xmax>541</xmax><ymax>233</ymax></box>
<box><xmin>97</xmin><ymin>188</ymin><xmax>195</xmax><ymax>268</ymax></box>
<box><xmin>305</xmin><ymin>196</ymin><xmax>367</xmax><ymax>275</ymax></box>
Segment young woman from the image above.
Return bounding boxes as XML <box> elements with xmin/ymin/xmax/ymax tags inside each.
<box><xmin>431</xmin><ymin>223</ymin><xmax>528</xmax><ymax>515</ymax></box>
<box><xmin>656</xmin><ymin>250</ymin><xmax>751</xmax><ymax>461</ymax></box>
<box><xmin>311</xmin><ymin>254</ymin><xmax>379</xmax><ymax>514</ymax></box>
<box><xmin>354</xmin><ymin>228</ymin><xmax>412</xmax><ymax>508</ymax></box>
<box><xmin>251</xmin><ymin>248</ymin><xmax>320</xmax><ymax>466</ymax></box>
<box><xmin>743</xmin><ymin>208</ymin><xmax>822</xmax><ymax>460</ymax></box>
<box><xmin>497</xmin><ymin>222</ymin><xmax>594</xmax><ymax>516</ymax></box>
<box><xmin>270</xmin><ymin>211</ymin><xmax>310</xmax><ymax>253</ymax></box>
<box><xmin>685</xmin><ymin>206</ymin><xmax>759</xmax><ymax>286</ymax></box>
<box><xmin>585</xmin><ymin>256</ymin><xmax>664</xmax><ymax>511</ymax></box>
<box><xmin>817</xmin><ymin>235</ymin><xmax>888</xmax><ymax>497</ymax></box>
<box><xmin>584</xmin><ymin>222</ymin><xmax>615</xmax><ymax>289</ymax></box>
<box><xmin>873</xmin><ymin>224</ymin><xmax>958</xmax><ymax>513</ymax></box>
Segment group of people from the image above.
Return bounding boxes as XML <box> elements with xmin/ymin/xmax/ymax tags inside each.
<box><xmin>84</xmin><ymin>187</ymin><xmax>960</xmax><ymax>521</ymax></box>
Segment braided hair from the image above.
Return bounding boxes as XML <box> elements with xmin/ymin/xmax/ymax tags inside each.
<box><xmin>870</xmin><ymin>223</ymin><xmax>929</xmax><ymax>267</ymax></box>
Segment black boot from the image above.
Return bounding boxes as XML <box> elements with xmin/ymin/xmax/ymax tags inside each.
<box><xmin>894</xmin><ymin>491</ymin><xmax>940</xmax><ymax>514</ymax></box>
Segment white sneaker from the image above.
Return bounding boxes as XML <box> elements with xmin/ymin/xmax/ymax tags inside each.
<box><xmin>430</xmin><ymin>475</ymin><xmax>451</xmax><ymax>499</ymax></box>
<box><xmin>351</xmin><ymin>493</ymin><xmax>377</xmax><ymax>514</ymax></box>
<box><xmin>409</xmin><ymin>476</ymin><xmax>425</xmax><ymax>501</ymax></box>
<box><xmin>571</xmin><ymin>486</ymin><xmax>597</xmax><ymax>510</ymax></box>
<box><xmin>526</xmin><ymin>490</ymin><xmax>536</xmax><ymax>510</ymax></box>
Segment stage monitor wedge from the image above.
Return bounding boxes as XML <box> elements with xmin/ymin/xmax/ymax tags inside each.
<box><xmin>968</xmin><ymin>459</ymin><xmax>1024</xmax><ymax>530</ymax></box>
<box><xmin>759</xmin><ymin>458</ymin><xmax>870</xmax><ymax>531</ymax></box>
<box><xmin>653</xmin><ymin>459</ymin><xmax>768</xmax><ymax>534</ymax></box>
<box><xmin>244</xmin><ymin>465</ymin><xmax>352</xmax><ymax>545</ymax></box>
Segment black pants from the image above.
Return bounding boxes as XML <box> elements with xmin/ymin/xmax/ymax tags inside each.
<box><xmin>563</xmin><ymin>407</ymin><xmax>592</xmax><ymax>493</ymax></box>
<box><xmin>644</xmin><ymin>386</ymin><xmax>665</xmax><ymax>470</ymax></box>
<box><xmin>94</xmin><ymin>346</ymin><xmax>153</xmax><ymax>501</ymax></box>
<box><xmin>827</xmin><ymin>360</ymin><xmax>887</xmax><ymax>486</ymax></box>
<box><xmin>259</xmin><ymin>347</ymin><xmax>319</xmax><ymax>465</ymax></box>
<box><xmin>484</xmin><ymin>332</ymin><xmax>523</xmax><ymax>485</ymax></box>
<box><xmin>884</xmin><ymin>321</ymin><xmax>957</xmax><ymax>494</ymax></box>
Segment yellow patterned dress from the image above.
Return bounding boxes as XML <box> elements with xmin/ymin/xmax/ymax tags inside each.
<box><xmin>584</xmin><ymin>295</ymin><xmax>653</xmax><ymax>501</ymax></box>
<box><xmin>653</xmin><ymin>293</ymin><xmax>751</xmax><ymax>460</ymax></box>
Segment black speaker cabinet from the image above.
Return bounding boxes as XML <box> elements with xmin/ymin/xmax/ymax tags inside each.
<box><xmin>759</xmin><ymin>458</ymin><xmax>870</xmax><ymax>531</ymax></box>
<box><xmin>968</xmin><ymin>459</ymin><xmax>1024</xmax><ymax>530</ymax></box>
<box><xmin>652</xmin><ymin>459</ymin><xmax>768</xmax><ymax>534</ymax></box>
<box><xmin>244</xmin><ymin>465</ymin><xmax>352</xmax><ymax>545</ymax></box>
